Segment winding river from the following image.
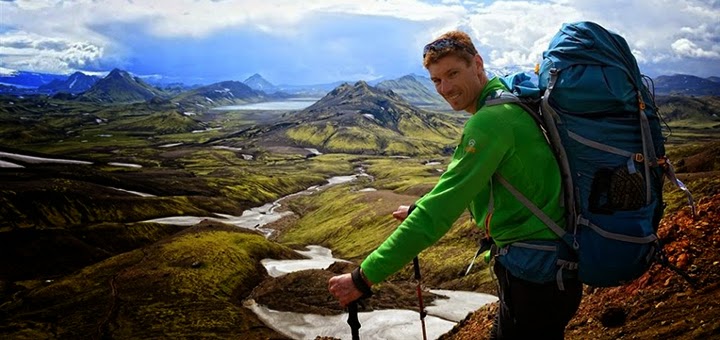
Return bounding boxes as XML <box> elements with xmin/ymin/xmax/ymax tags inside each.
<box><xmin>2</xmin><ymin>149</ymin><xmax>497</xmax><ymax>338</ymax></box>
<box><xmin>145</xmin><ymin>170</ymin><xmax>497</xmax><ymax>339</ymax></box>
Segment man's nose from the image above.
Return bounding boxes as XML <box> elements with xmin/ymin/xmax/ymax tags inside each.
<box><xmin>437</xmin><ymin>80</ymin><xmax>449</xmax><ymax>95</ymax></box>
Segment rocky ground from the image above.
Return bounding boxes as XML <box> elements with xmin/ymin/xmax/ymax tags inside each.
<box><xmin>440</xmin><ymin>193</ymin><xmax>720</xmax><ymax>340</ymax></box>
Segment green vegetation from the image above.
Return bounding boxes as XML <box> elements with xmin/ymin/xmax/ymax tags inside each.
<box><xmin>1</xmin><ymin>90</ymin><xmax>718</xmax><ymax>338</ymax></box>
<box><xmin>0</xmin><ymin>222</ymin><xmax>299</xmax><ymax>339</ymax></box>
<box><xmin>279</xmin><ymin>160</ymin><xmax>494</xmax><ymax>292</ymax></box>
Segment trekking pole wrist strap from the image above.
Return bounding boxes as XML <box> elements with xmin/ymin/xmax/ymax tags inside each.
<box><xmin>351</xmin><ymin>267</ymin><xmax>374</xmax><ymax>299</ymax></box>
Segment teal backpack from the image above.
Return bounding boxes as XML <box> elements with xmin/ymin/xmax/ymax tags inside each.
<box><xmin>485</xmin><ymin>21</ymin><xmax>695</xmax><ymax>287</ymax></box>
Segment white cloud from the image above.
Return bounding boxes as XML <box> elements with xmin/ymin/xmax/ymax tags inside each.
<box><xmin>0</xmin><ymin>0</ymin><xmax>718</xmax><ymax>77</ymax></box>
<box><xmin>671</xmin><ymin>38</ymin><xmax>720</xmax><ymax>58</ymax></box>
<box><xmin>0</xmin><ymin>31</ymin><xmax>104</xmax><ymax>74</ymax></box>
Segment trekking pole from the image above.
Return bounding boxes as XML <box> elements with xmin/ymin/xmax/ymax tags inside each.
<box><xmin>347</xmin><ymin>300</ymin><xmax>361</xmax><ymax>340</ymax></box>
<box><xmin>413</xmin><ymin>256</ymin><xmax>428</xmax><ymax>340</ymax></box>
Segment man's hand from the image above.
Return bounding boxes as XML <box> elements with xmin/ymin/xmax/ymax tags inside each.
<box><xmin>328</xmin><ymin>273</ymin><xmax>363</xmax><ymax>307</ymax></box>
<box><xmin>392</xmin><ymin>205</ymin><xmax>410</xmax><ymax>221</ymax></box>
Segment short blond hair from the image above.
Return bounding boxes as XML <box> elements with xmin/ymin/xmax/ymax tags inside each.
<box><xmin>422</xmin><ymin>30</ymin><xmax>478</xmax><ymax>68</ymax></box>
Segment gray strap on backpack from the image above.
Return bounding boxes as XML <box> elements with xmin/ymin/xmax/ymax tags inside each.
<box><xmin>494</xmin><ymin>174</ymin><xmax>566</xmax><ymax>240</ymax></box>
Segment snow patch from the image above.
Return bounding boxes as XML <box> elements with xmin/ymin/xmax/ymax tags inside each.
<box><xmin>0</xmin><ymin>151</ymin><xmax>92</xmax><ymax>165</ymax></box>
<box><xmin>0</xmin><ymin>160</ymin><xmax>24</xmax><ymax>168</ymax></box>
<box><xmin>212</xmin><ymin>146</ymin><xmax>243</xmax><ymax>151</ymax></box>
<box><xmin>108</xmin><ymin>162</ymin><xmax>142</xmax><ymax>168</ymax></box>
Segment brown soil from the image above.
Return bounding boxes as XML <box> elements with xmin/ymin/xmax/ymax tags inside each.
<box><xmin>440</xmin><ymin>194</ymin><xmax>720</xmax><ymax>340</ymax></box>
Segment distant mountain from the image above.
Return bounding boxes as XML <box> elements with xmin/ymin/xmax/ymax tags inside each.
<box><xmin>238</xmin><ymin>81</ymin><xmax>463</xmax><ymax>155</ymax></box>
<box><xmin>158</xmin><ymin>82</ymin><xmax>201</xmax><ymax>96</ymax></box>
<box><xmin>113</xmin><ymin>110</ymin><xmax>207</xmax><ymax>134</ymax></box>
<box><xmin>0</xmin><ymin>70</ymin><xmax>67</xmax><ymax>88</ymax></box>
<box><xmin>79</xmin><ymin>69</ymin><xmax>166</xmax><ymax>103</ymax></box>
<box><xmin>275</xmin><ymin>81</ymin><xmax>348</xmax><ymax>97</ymax></box>
<box><xmin>653</xmin><ymin>74</ymin><xmax>720</xmax><ymax>96</ymax></box>
<box><xmin>0</xmin><ymin>84</ymin><xmax>23</xmax><ymax>95</ymax></box>
<box><xmin>376</xmin><ymin>74</ymin><xmax>447</xmax><ymax>107</ymax></box>
<box><xmin>407</xmin><ymin>73</ymin><xmax>437</xmax><ymax>92</ymax></box>
<box><xmin>243</xmin><ymin>74</ymin><xmax>278</xmax><ymax>93</ymax></box>
<box><xmin>656</xmin><ymin>95</ymin><xmax>720</xmax><ymax>124</ymax></box>
<box><xmin>38</xmin><ymin>72</ymin><xmax>100</xmax><ymax>94</ymax></box>
<box><xmin>172</xmin><ymin>80</ymin><xmax>267</xmax><ymax>111</ymax></box>
<box><xmin>707</xmin><ymin>76</ymin><xmax>720</xmax><ymax>83</ymax></box>
<box><xmin>485</xmin><ymin>66</ymin><xmax>534</xmax><ymax>79</ymax></box>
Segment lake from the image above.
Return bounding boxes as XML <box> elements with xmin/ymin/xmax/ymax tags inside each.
<box><xmin>212</xmin><ymin>98</ymin><xmax>319</xmax><ymax>111</ymax></box>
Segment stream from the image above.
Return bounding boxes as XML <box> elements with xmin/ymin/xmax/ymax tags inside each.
<box><xmin>143</xmin><ymin>169</ymin><xmax>497</xmax><ymax>339</ymax></box>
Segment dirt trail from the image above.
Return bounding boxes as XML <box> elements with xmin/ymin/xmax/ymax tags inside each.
<box><xmin>441</xmin><ymin>193</ymin><xmax>720</xmax><ymax>340</ymax></box>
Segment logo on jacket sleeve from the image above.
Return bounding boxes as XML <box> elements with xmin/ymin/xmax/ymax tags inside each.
<box><xmin>465</xmin><ymin>139</ymin><xmax>476</xmax><ymax>153</ymax></box>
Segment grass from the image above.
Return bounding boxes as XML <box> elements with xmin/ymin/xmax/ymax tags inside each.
<box><xmin>1</xmin><ymin>94</ymin><xmax>718</xmax><ymax>338</ymax></box>
<box><xmin>278</xmin><ymin>163</ymin><xmax>494</xmax><ymax>292</ymax></box>
<box><xmin>1</xmin><ymin>222</ymin><xmax>299</xmax><ymax>339</ymax></box>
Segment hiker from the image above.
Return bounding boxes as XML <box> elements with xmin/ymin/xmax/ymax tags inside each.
<box><xmin>328</xmin><ymin>30</ymin><xmax>582</xmax><ymax>339</ymax></box>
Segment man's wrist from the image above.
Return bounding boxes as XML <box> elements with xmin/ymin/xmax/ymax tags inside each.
<box><xmin>351</xmin><ymin>267</ymin><xmax>373</xmax><ymax>299</ymax></box>
<box><xmin>359</xmin><ymin>268</ymin><xmax>373</xmax><ymax>287</ymax></box>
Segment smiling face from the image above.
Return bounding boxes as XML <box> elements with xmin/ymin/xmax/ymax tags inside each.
<box><xmin>427</xmin><ymin>53</ymin><xmax>488</xmax><ymax>114</ymax></box>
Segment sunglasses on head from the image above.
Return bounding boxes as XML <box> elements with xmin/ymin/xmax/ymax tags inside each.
<box><xmin>422</xmin><ymin>38</ymin><xmax>475</xmax><ymax>58</ymax></box>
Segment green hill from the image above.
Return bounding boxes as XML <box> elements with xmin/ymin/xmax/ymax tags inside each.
<box><xmin>0</xmin><ymin>221</ymin><xmax>300</xmax><ymax>339</ymax></box>
<box><xmin>172</xmin><ymin>81</ymin><xmax>267</xmax><ymax>112</ymax></box>
<box><xmin>112</xmin><ymin>110</ymin><xmax>207</xmax><ymax>134</ymax></box>
<box><xmin>656</xmin><ymin>95</ymin><xmax>720</xmax><ymax>128</ymax></box>
<box><xmin>79</xmin><ymin>69</ymin><xmax>166</xmax><ymax>103</ymax></box>
<box><xmin>377</xmin><ymin>75</ymin><xmax>447</xmax><ymax>107</ymax></box>
<box><xmin>275</xmin><ymin>81</ymin><xmax>462</xmax><ymax>155</ymax></box>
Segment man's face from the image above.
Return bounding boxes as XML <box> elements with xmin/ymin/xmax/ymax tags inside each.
<box><xmin>427</xmin><ymin>54</ymin><xmax>486</xmax><ymax>114</ymax></box>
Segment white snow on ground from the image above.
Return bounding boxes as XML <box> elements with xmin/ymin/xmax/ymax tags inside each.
<box><xmin>0</xmin><ymin>152</ymin><xmax>92</xmax><ymax>165</ymax></box>
<box><xmin>212</xmin><ymin>146</ymin><xmax>243</xmax><ymax>151</ymax></box>
<box><xmin>107</xmin><ymin>187</ymin><xmax>155</xmax><ymax>197</ymax></box>
<box><xmin>261</xmin><ymin>245</ymin><xmax>350</xmax><ymax>277</ymax></box>
<box><xmin>426</xmin><ymin>289</ymin><xmax>498</xmax><ymax>322</ymax></box>
<box><xmin>256</xmin><ymin>245</ymin><xmax>498</xmax><ymax>339</ymax></box>
<box><xmin>304</xmin><ymin>148</ymin><xmax>322</xmax><ymax>155</ymax></box>
<box><xmin>245</xmin><ymin>301</ymin><xmax>455</xmax><ymax>340</ymax></box>
<box><xmin>0</xmin><ymin>160</ymin><xmax>24</xmax><ymax>168</ymax></box>
<box><xmin>159</xmin><ymin>143</ymin><xmax>183</xmax><ymax>148</ymax></box>
<box><xmin>108</xmin><ymin>162</ymin><xmax>142</xmax><ymax>168</ymax></box>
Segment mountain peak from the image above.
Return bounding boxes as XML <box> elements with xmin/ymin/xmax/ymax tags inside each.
<box><xmin>244</xmin><ymin>73</ymin><xmax>265</xmax><ymax>82</ymax></box>
<box><xmin>243</xmin><ymin>73</ymin><xmax>276</xmax><ymax>93</ymax></box>
<box><xmin>299</xmin><ymin>80</ymin><xmax>417</xmax><ymax>129</ymax></box>
<box><xmin>80</xmin><ymin>68</ymin><xmax>164</xmax><ymax>103</ymax></box>
<box><xmin>107</xmin><ymin>68</ymin><xmax>125</xmax><ymax>76</ymax></box>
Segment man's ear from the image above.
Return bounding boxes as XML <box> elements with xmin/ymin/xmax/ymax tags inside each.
<box><xmin>474</xmin><ymin>54</ymin><xmax>484</xmax><ymax>75</ymax></box>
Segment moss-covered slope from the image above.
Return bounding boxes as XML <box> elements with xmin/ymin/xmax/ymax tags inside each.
<box><xmin>0</xmin><ymin>221</ymin><xmax>301</xmax><ymax>339</ymax></box>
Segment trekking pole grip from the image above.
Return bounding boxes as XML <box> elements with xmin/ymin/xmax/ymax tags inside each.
<box><xmin>413</xmin><ymin>257</ymin><xmax>421</xmax><ymax>280</ymax></box>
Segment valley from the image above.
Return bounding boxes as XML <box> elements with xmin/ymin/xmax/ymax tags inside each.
<box><xmin>1</xmin><ymin>74</ymin><xmax>719</xmax><ymax>339</ymax></box>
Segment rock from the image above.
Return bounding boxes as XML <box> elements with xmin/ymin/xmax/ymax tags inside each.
<box><xmin>191</xmin><ymin>261</ymin><xmax>203</xmax><ymax>268</ymax></box>
<box><xmin>600</xmin><ymin>307</ymin><xmax>627</xmax><ymax>328</ymax></box>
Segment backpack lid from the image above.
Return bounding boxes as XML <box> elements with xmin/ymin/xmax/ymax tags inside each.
<box><xmin>541</xmin><ymin>21</ymin><xmax>644</xmax><ymax>89</ymax></box>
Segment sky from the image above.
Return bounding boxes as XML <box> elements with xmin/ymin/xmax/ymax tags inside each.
<box><xmin>0</xmin><ymin>0</ymin><xmax>718</xmax><ymax>85</ymax></box>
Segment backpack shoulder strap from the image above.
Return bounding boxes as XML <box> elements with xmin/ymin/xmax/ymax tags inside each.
<box><xmin>493</xmin><ymin>173</ymin><xmax>567</xmax><ymax>239</ymax></box>
<box><xmin>485</xmin><ymin>91</ymin><xmax>545</xmax><ymax>129</ymax></box>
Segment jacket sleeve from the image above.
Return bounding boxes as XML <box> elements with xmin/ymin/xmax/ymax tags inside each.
<box><xmin>361</xmin><ymin>113</ymin><xmax>513</xmax><ymax>284</ymax></box>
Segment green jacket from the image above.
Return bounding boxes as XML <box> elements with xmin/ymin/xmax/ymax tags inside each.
<box><xmin>361</xmin><ymin>77</ymin><xmax>565</xmax><ymax>284</ymax></box>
